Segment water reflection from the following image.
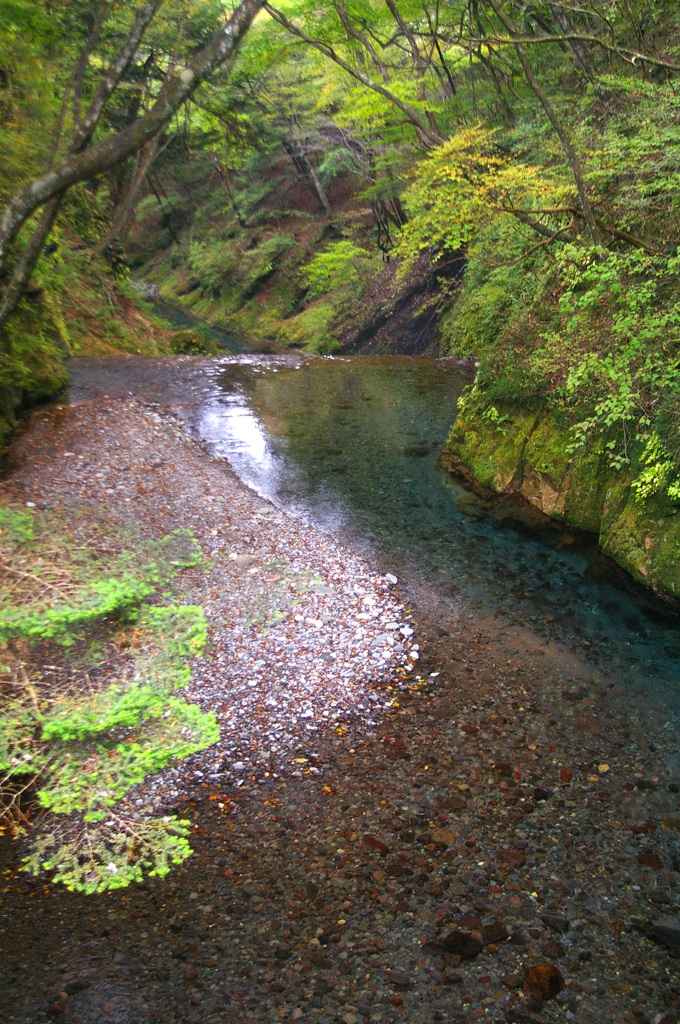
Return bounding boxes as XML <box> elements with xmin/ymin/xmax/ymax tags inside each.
<box><xmin>202</xmin><ymin>355</ymin><xmax>680</xmax><ymax>696</ymax></box>
<box><xmin>68</xmin><ymin>352</ymin><xmax>680</xmax><ymax>703</ymax></box>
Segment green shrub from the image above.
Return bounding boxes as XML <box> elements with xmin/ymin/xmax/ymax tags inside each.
<box><xmin>0</xmin><ymin>508</ymin><xmax>217</xmax><ymax>892</ymax></box>
<box><xmin>303</xmin><ymin>240</ymin><xmax>374</xmax><ymax>298</ymax></box>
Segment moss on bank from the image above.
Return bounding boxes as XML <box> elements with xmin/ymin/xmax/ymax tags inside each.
<box><xmin>444</xmin><ymin>404</ymin><xmax>680</xmax><ymax>598</ymax></box>
<box><xmin>0</xmin><ymin>251</ymin><xmax>179</xmax><ymax>447</ymax></box>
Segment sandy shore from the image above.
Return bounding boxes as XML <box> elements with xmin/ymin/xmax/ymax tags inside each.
<box><xmin>1</xmin><ymin>396</ymin><xmax>679</xmax><ymax>1024</ymax></box>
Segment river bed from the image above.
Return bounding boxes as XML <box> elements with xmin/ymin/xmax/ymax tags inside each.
<box><xmin>2</xmin><ymin>351</ymin><xmax>679</xmax><ymax>1024</ymax></box>
<box><xmin>68</xmin><ymin>352</ymin><xmax>680</xmax><ymax>717</ymax></box>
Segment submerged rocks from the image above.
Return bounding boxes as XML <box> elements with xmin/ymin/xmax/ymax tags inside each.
<box><xmin>540</xmin><ymin>914</ymin><xmax>570</xmax><ymax>934</ymax></box>
<box><xmin>434</xmin><ymin>928</ymin><xmax>484</xmax><ymax>959</ymax></box>
<box><xmin>652</xmin><ymin>918</ymin><xmax>680</xmax><ymax>953</ymax></box>
<box><xmin>521</xmin><ymin>962</ymin><xmax>565</xmax><ymax>1001</ymax></box>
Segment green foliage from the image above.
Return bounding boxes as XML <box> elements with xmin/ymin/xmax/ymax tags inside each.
<box><xmin>0</xmin><ymin>508</ymin><xmax>216</xmax><ymax>892</ymax></box>
<box><xmin>440</xmin><ymin>282</ymin><xmax>513</xmax><ymax>356</ymax></box>
<box><xmin>482</xmin><ymin>404</ymin><xmax>510</xmax><ymax>435</ymax></box>
<box><xmin>632</xmin><ymin>432</ymin><xmax>680</xmax><ymax>503</ymax></box>
<box><xmin>38</xmin><ymin>697</ymin><xmax>218</xmax><ymax>817</ymax></box>
<box><xmin>397</xmin><ymin>128</ymin><xmax>540</xmax><ymax>265</ymax></box>
<box><xmin>276</xmin><ymin>300</ymin><xmax>337</xmax><ymax>352</ymax></box>
<box><xmin>303</xmin><ymin>240</ymin><xmax>373</xmax><ymax>297</ymax></box>
<box><xmin>0</xmin><ymin>323</ymin><xmax>69</xmax><ymax>441</ymax></box>
<box><xmin>168</xmin><ymin>329</ymin><xmax>218</xmax><ymax>356</ymax></box>
<box><xmin>23</xmin><ymin>814</ymin><xmax>193</xmax><ymax>895</ymax></box>
<box><xmin>0</xmin><ymin>524</ymin><xmax>204</xmax><ymax>643</ymax></box>
<box><xmin>558</xmin><ymin>247</ymin><xmax>680</xmax><ymax>481</ymax></box>
<box><xmin>0</xmin><ymin>506</ymin><xmax>33</xmax><ymax>543</ymax></box>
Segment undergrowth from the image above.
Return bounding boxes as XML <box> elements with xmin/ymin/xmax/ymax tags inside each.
<box><xmin>0</xmin><ymin>506</ymin><xmax>217</xmax><ymax>893</ymax></box>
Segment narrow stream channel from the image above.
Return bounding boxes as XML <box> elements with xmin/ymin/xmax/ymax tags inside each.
<box><xmin>69</xmin><ymin>350</ymin><xmax>680</xmax><ymax>718</ymax></box>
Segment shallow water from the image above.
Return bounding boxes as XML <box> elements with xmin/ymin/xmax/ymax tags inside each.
<box><xmin>69</xmin><ymin>352</ymin><xmax>680</xmax><ymax>703</ymax></box>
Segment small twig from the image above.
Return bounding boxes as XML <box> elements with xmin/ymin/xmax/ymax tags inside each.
<box><xmin>0</xmin><ymin>557</ymin><xmax>73</xmax><ymax>600</ymax></box>
<box><xmin>487</xmin><ymin>220</ymin><xmax>576</xmax><ymax>266</ymax></box>
<box><xmin>18</xmin><ymin>664</ymin><xmax>40</xmax><ymax>711</ymax></box>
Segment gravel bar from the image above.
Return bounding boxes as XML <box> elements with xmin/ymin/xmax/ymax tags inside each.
<box><xmin>0</xmin><ymin>396</ymin><xmax>679</xmax><ymax>1024</ymax></box>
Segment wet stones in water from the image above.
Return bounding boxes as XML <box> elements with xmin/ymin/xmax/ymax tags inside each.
<box><xmin>652</xmin><ymin>918</ymin><xmax>680</xmax><ymax>952</ymax></box>
<box><xmin>402</xmin><ymin>442</ymin><xmax>430</xmax><ymax>457</ymax></box>
<box><xmin>433</xmin><ymin>926</ymin><xmax>484</xmax><ymax>958</ymax></box>
<box><xmin>522</xmin><ymin>963</ymin><xmax>565</xmax><ymax>1002</ymax></box>
<box><xmin>541</xmin><ymin>914</ymin><xmax>569</xmax><ymax>934</ymax></box>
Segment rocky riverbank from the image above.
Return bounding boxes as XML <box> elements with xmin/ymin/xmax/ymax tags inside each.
<box><xmin>1</xmin><ymin>395</ymin><xmax>679</xmax><ymax>1024</ymax></box>
<box><xmin>442</xmin><ymin>404</ymin><xmax>680</xmax><ymax>603</ymax></box>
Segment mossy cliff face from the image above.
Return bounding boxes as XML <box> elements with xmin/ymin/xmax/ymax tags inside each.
<box><xmin>443</xmin><ymin>405</ymin><xmax>680</xmax><ymax>599</ymax></box>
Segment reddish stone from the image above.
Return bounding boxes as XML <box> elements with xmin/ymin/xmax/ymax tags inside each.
<box><xmin>541</xmin><ymin>914</ymin><xmax>569</xmax><ymax>934</ymax></box>
<box><xmin>363</xmin><ymin>834</ymin><xmax>389</xmax><ymax>855</ymax></box>
<box><xmin>575</xmin><ymin>716</ymin><xmax>604</xmax><ymax>736</ymax></box>
<box><xmin>499</xmin><ymin>847</ymin><xmax>527</xmax><ymax>868</ymax></box>
<box><xmin>637</xmin><ymin>849</ymin><xmax>663</xmax><ymax>869</ymax></box>
<box><xmin>436</xmin><ymin>928</ymin><xmax>484</xmax><ymax>958</ymax></box>
<box><xmin>522</xmin><ymin>963</ymin><xmax>565</xmax><ymax>1001</ymax></box>
<box><xmin>482</xmin><ymin>919</ymin><xmax>509</xmax><ymax>944</ymax></box>
<box><xmin>430</xmin><ymin>828</ymin><xmax>456</xmax><ymax>847</ymax></box>
<box><xmin>458</xmin><ymin>914</ymin><xmax>483</xmax><ymax>931</ymax></box>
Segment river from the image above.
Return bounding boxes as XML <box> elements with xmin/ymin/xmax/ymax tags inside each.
<box><xmin>68</xmin><ymin>348</ymin><xmax>680</xmax><ymax>720</ymax></box>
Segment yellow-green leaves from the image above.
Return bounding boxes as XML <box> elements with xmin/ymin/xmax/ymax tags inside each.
<box><xmin>397</xmin><ymin>127</ymin><xmax>541</xmax><ymax>264</ymax></box>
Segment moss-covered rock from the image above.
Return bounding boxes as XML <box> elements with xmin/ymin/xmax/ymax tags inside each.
<box><xmin>446</xmin><ymin>405</ymin><xmax>542</xmax><ymax>492</ymax></box>
<box><xmin>444</xmin><ymin>403</ymin><xmax>680</xmax><ymax>600</ymax></box>
<box><xmin>0</xmin><ymin>329</ymin><xmax>69</xmax><ymax>447</ymax></box>
<box><xmin>438</xmin><ymin>282</ymin><xmax>513</xmax><ymax>356</ymax></box>
<box><xmin>168</xmin><ymin>329</ymin><xmax>217</xmax><ymax>356</ymax></box>
<box><xmin>600</xmin><ymin>486</ymin><xmax>680</xmax><ymax>596</ymax></box>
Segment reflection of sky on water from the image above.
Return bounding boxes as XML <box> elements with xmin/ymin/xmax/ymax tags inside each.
<box><xmin>198</xmin><ymin>387</ymin><xmax>353</xmax><ymax>538</ymax></box>
<box><xmin>67</xmin><ymin>352</ymin><xmax>680</xmax><ymax>709</ymax></box>
<box><xmin>199</xmin><ymin>396</ymin><xmax>278</xmax><ymax>500</ymax></box>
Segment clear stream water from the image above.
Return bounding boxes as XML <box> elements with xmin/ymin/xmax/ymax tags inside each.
<box><xmin>68</xmin><ymin>346</ymin><xmax>680</xmax><ymax>702</ymax></box>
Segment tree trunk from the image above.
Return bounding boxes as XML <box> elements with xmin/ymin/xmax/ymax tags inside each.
<box><xmin>285</xmin><ymin>122</ymin><xmax>333</xmax><ymax>218</ymax></box>
<box><xmin>486</xmin><ymin>0</ymin><xmax>602</xmax><ymax>247</ymax></box>
<box><xmin>547</xmin><ymin>2</ymin><xmax>596</xmax><ymax>77</ymax></box>
<box><xmin>0</xmin><ymin>0</ymin><xmax>167</xmax><ymax>333</ymax></box>
<box><xmin>93</xmin><ymin>131</ymin><xmax>164</xmax><ymax>257</ymax></box>
<box><xmin>0</xmin><ymin>201</ymin><xmax>62</xmax><ymax>343</ymax></box>
<box><xmin>0</xmin><ymin>0</ymin><xmax>265</xmax><ymax>283</ymax></box>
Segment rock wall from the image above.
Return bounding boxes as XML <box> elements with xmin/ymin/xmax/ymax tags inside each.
<box><xmin>442</xmin><ymin>404</ymin><xmax>680</xmax><ymax>600</ymax></box>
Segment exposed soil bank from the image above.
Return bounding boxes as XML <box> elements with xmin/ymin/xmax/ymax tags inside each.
<box><xmin>1</xmin><ymin>396</ymin><xmax>679</xmax><ymax>1024</ymax></box>
<box><xmin>443</xmin><ymin>405</ymin><xmax>680</xmax><ymax>603</ymax></box>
